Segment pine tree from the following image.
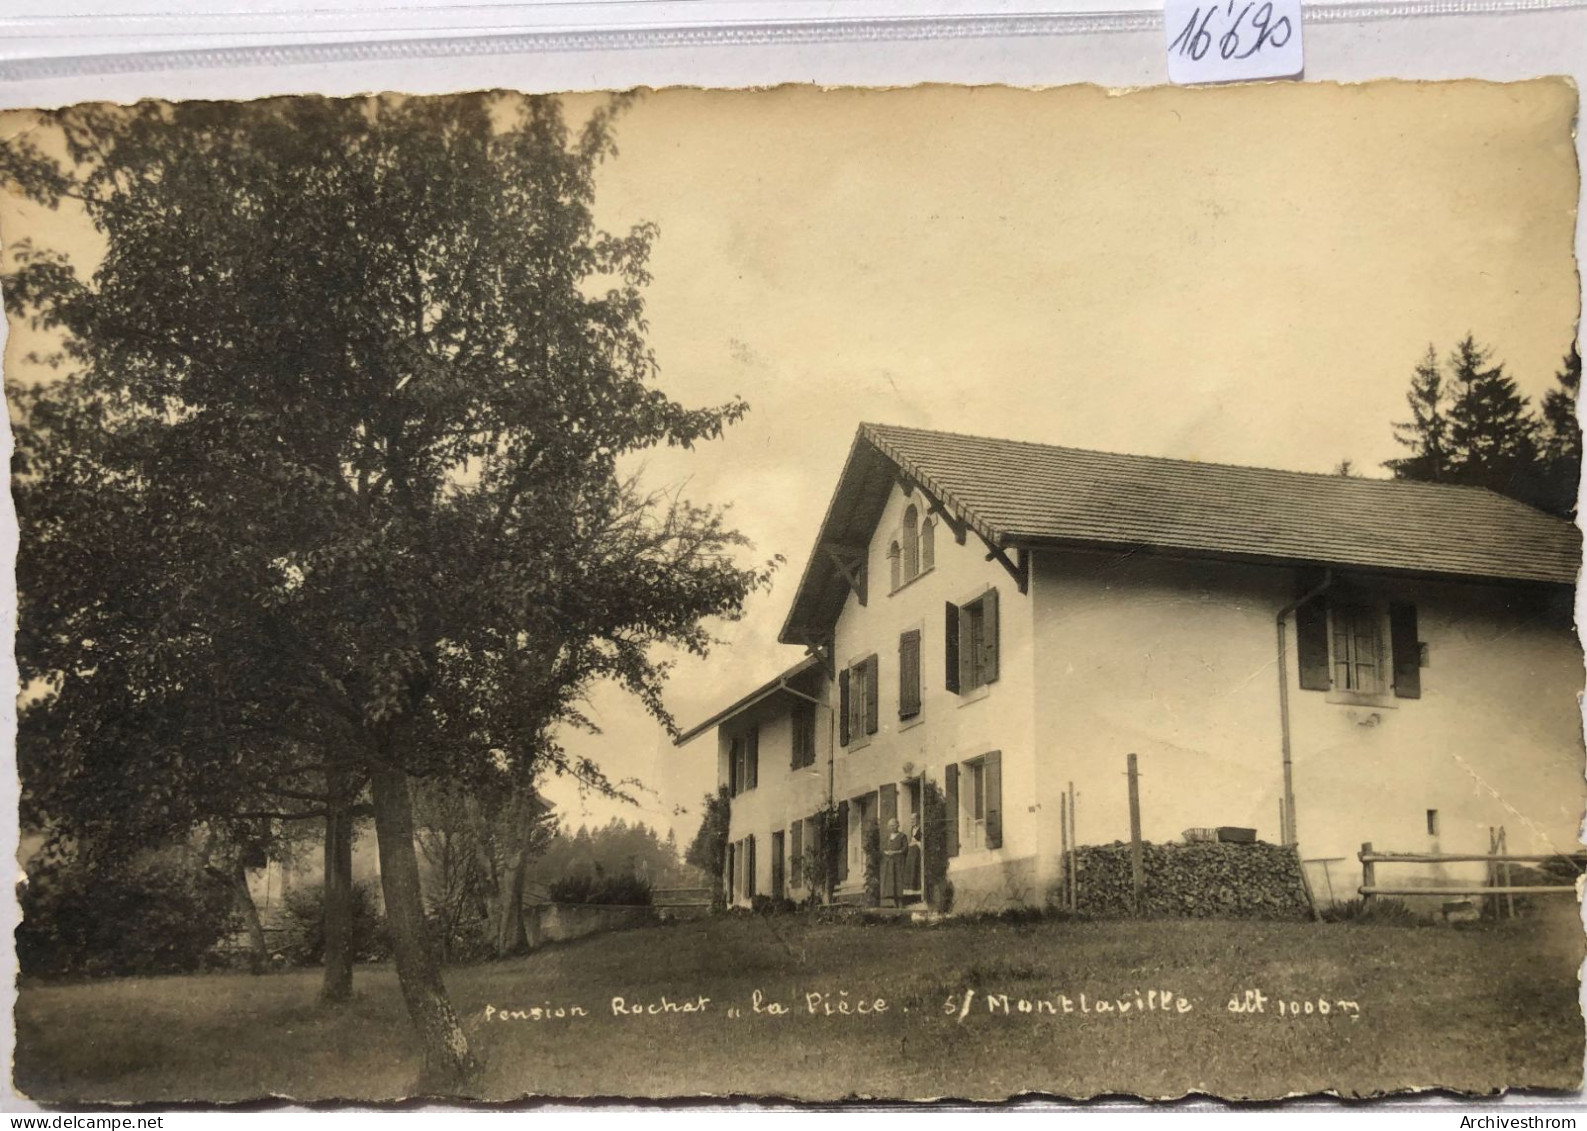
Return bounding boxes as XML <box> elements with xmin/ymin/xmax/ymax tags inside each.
<box><xmin>1386</xmin><ymin>345</ymin><xmax>1452</xmax><ymax>482</ymax></box>
<box><xmin>1443</xmin><ymin>334</ymin><xmax>1540</xmax><ymax>496</ymax></box>
<box><xmin>1538</xmin><ymin>344</ymin><xmax>1582</xmax><ymax>515</ymax></box>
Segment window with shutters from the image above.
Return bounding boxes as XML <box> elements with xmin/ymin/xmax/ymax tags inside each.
<box><xmin>946</xmin><ymin>587</ymin><xmax>1000</xmax><ymax>697</ymax></box>
<box><xmin>956</xmin><ymin>751</ymin><xmax>1003</xmax><ymax>853</ymax></box>
<box><xmin>1296</xmin><ymin>594</ymin><xmax>1422</xmax><ymax>705</ymax></box>
<box><xmin>790</xmin><ymin>702</ymin><xmax>817</xmax><ymax>770</ymax></box>
<box><xmin>841</xmin><ymin>654</ymin><xmax>879</xmax><ymax>749</ymax></box>
<box><xmin>898</xmin><ymin>629</ymin><xmax>922</xmax><ymax>722</ymax></box>
<box><xmin>729</xmin><ymin>727</ymin><xmax>759</xmax><ymax>793</ymax></box>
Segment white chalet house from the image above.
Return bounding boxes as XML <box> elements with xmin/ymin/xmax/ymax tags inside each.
<box><xmin>676</xmin><ymin>424</ymin><xmax>1585</xmax><ymax>911</ymax></box>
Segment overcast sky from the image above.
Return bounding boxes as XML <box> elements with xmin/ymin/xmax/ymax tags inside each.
<box><xmin>3</xmin><ymin>79</ymin><xmax>1579</xmax><ymax>844</ymax></box>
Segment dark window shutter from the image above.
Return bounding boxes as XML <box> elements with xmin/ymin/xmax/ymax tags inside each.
<box><xmin>836</xmin><ymin>801</ymin><xmax>850</xmax><ymax>881</ymax></box>
<box><xmin>1390</xmin><ymin>602</ymin><xmax>1421</xmax><ymax>699</ymax></box>
<box><xmin>747</xmin><ymin>726</ymin><xmax>759</xmax><ymax>790</ymax></box>
<box><xmin>945</xmin><ymin>603</ymin><xmax>961</xmax><ymax>694</ymax></box>
<box><xmin>981</xmin><ymin>588</ymin><xmax>1000</xmax><ymax>684</ymax></box>
<box><xmin>838</xmin><ymin>668</ymin><xmax>851</xmax><ymax>746</ymax></box>
<box><xmin>865</xmin><ymin>655</ymin><xmax>880</xmax><ymax>735</ymax></box>
<box><xmin>746</xmin><ymin>835</ymin><xmax>756</xmax><ymax>899</ymax></box>
<box><xmin>983</xmin><ymin>751</ymin><xmax>1003</xmax><ymax>849</ymax></box>
<box><xmin>879</xmin><ymin>782</ymin><xmax>898</xmax><ymax>829</ymax></box>
<box><xmin>1296</xmin><ymin>598</ymin><xmax>1331</xmax><ymax>691</ymax></box>
<box><xmin>944</xmin><ymin>763</ymin><xmax>960</xmax><ymax>858</ymax></box>
<box><xmin>790</xmin><ymin>707</ymin><xmax>801</xmax><ymax>770</ymax></box>
<box><xmin>899</xmin><ymin>630</ymin><xmax>922</xmax><ymax>719</ymax></box>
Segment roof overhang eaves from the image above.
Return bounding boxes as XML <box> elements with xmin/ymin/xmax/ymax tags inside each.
<box><xmin>673</xmin><ymin>655</ymin><xmax>822</xmax><ymax>747</ymax></box>
<box><xmin>1005</xmin><ymin>533</ymin><xmax>1579</xmax><ymax>590</ymax></box>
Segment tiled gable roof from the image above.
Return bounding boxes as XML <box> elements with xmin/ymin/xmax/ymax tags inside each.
<box><xmin>779</xmin><ymin>423</ymin><xmax>1579</xmax><ymax>644</ymax></box>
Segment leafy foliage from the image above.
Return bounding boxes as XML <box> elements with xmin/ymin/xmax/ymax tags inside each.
<box><xmin>684</xmin><ymin>787</ymin><xmax>733</xmax><ymax>907</ymax></box>
<box><xmin>279</xmin><ymin>880</ymin><xmax>391</xmax><ymax>965</ymax></box>
<box><xmin>18</xmin><ymin>849</ymin><xmax>238</xmax><ymax>979</ymax></box>
<box><xmin>861</xmin><ymin>818</ymin><xmax>882</xmax><ymax>907</ymax></box>
<box><xmin>4</xmin><ymin>91</ymin><xmax>774</xmax><ymax>1079</ymax></box>
<box><xmin>546</xmin><ymin>871</ymin><xmax>654</xmax><ymax>906</ymax></box>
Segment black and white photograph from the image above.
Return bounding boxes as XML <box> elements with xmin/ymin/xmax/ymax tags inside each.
<box><xmin>1</xmin><ymin>77</ymin><xmax>1583</xmax><ymax>1104</ymax></box>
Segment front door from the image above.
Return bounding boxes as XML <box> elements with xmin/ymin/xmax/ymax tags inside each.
<box><xmin>771</xmin><ymin>831</ymin><xmax>786</xmax><ymax>901</ymax></box>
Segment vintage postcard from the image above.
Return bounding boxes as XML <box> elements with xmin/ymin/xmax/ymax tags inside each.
<box><xmin>1</xmin><ymin>79</ymin><xmax>1582</xmax><ymax>1104</ymax></box>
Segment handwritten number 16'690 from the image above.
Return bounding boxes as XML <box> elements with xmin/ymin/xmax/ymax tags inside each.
<box><xmin>1170</xmin><ymin>1</ymin><xmax>1292</xmax><ymax>63</ymax></box>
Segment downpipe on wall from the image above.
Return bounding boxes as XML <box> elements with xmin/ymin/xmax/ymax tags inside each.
<box><xmin>1275</xmin><ymin>568</ymin><xmax>1332</xmax><ymax>847</ymax></box>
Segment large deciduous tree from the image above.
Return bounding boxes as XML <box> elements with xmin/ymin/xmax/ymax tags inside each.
<box><xmin>3</xmin><ymin>92</ymin><xmax>771</xmax><ymax>1090</ymax></box>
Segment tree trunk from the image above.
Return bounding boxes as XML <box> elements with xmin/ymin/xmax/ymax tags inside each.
<box><xmin>321</xmin><ymin>800</ymin><xmax>355</xmax><ymax>1003</ymax></box>
<box><xmin>231</xmin><ymin>859</ymin><xmax>269</xmax><ymax>974</ymax></box>
<box><xmin>370</xmin><ymin>766</ymin><xmax>480</xmax><ymax>1093</ymax></box>
<box><xmin>494</xmin><ymin>844</ymin><xmax>529</xmax><ymax>957</ymax></box>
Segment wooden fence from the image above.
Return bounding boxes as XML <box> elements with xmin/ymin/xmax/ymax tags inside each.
<box><xmin>1358</xmin><ymin>840</ymin><xmax>1584</xmax><ymax>915</ymax></box>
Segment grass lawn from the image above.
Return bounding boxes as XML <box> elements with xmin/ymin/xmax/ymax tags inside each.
<box><xmin>14</xmin><ymin>909</ymin><xmax>1585</xmax><ymax>1104</ymax></box>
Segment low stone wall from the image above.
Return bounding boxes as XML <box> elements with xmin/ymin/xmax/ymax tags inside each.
<box><xmin>523</xmin><ymin>902</ymin><xmax>658</xmax><ymax>948</ymax></box>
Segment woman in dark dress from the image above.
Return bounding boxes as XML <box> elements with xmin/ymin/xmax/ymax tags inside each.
<box><xmin>880</xmin><ymin>818</ymin><xmax>908</xmax><ymax>907</ymax></box>
<box><xmin>903</xmin><ymin>817</ymin><xmax>923</xmax><ymax>902</ymax></box>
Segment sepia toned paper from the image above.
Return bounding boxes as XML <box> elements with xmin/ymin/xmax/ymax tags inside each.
<box><xmin>1</xmin><ymin>78</ymin><xmax>1582</xmax><ymax>1105</ymax></box>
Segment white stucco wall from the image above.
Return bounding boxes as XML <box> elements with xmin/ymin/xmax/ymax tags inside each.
<box><xmin>720</xmin><ymin>480</ymin><xmax>1040</xmax><ymax>908</ymax></box>
<box><xmin>1031</xmin><ymin>548</ymin><xmax>1585</xmax><ymax>904</ymax></box>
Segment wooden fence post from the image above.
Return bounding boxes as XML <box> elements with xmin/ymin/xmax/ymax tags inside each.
<box><xmin>1127</xmin><ymin>754</ymin><xmax>1144</xmax><ymax>914</ymax></box>
<box><xmin>1059</xmin><ymin>792</ymin><xmax>1070</xmax><ymax>910</ymax></box>
<box><xmin>1360</xmin><ymin>842</ymin><xmax>1374</xmax><ymax>905</ymax></box>
<box><xmin>1067</xmin><ymin>782</ymin><xmax>1078</xmax><ymax>912</ymax></box>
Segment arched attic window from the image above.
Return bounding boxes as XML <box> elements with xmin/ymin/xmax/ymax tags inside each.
<box><xmin>902</xmin><ymin>505</ymin><xmax>920</xmax><ymax>581</ymax></box>
<box><xmin>920</xmin><ymin>516</ymin><xmax>935</xmax><ymax>572</ymax></box>
<box><xmin>888</xmin><ymin>541</ymin><xmax>902</xmax><ymax>591</ymax></box>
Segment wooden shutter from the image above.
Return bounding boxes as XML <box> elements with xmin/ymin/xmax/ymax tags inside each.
<box><xmin>790</xmin><ymin>706</ymin><xmax>801</xmax><ymax>770</ymax></box>
<box><xmin>746</xmin><ymin>835</ymin><xmax>756</xmax><ymax>899</ymax></box>
<box><xmin>746</xmin><ymin>726</ymin><xmax>759</xmax><ymax>790</ymax></box>
<box><xmin>983</xmin><ymin>751</ymin><xmax>1003</xmax><ymax>849</ymax></box>
<box><xmin>899</xmin><ymin>630</ymin><xmax>921</xmax><ymax>719</ymax></box>
<box><xmin>838</xmin><ymin>668</ymin><xmax>851</xmax><ymax>746</ymax></box>
<box><xmin>1296</xmin><ymin>598</ymin><xmax>1331</xmax><ymax>691</ymax></box>
<box><xmin>725</xmin><ymin>842</ymin><xmax>735</xmax><ymax>902</ymax></box>
<box><xmin>879</xmin><ymin>782</ymin><xmax>898</xmax><ymax>829</ymax></box>
<box><xmin>864</xmin><ymin>655</ymin><xmax>880</xmax><ymax>735</ymax></box>
<box><xmin>836</xmin><ymin>801</ymin><xmax>850</xmax><ymax>881</ymax></box>
<box><xmin>944</xmin><ymin>603</ymin><xmax>961</xmax><ymax>694</ymax></box>
<box><xmin>944</xmin><ymin>764</ymin><xmax>960</xmax><ymax>858</ymax></box>
<box><xmin>981</xmin><ymin>588</ymin><xmax>1000</xmax><ymax>685</ymax></box>
<box><xmin>1390</xmin><ymin>602</ymin><xmax>1421</xmax><ymax>699</ymax></box>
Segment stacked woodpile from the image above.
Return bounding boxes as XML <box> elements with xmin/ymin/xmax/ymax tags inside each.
<box><xmin>1064</xmin><ymin>841</ymin><xmax>1311</xmax><ymax>920</ymax></box>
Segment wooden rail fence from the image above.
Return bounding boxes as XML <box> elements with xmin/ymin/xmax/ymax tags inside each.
<box><xmin>1358</xmin><ymin>840</ymin><xmax>1584</xmax><ymax>912</ymax></box>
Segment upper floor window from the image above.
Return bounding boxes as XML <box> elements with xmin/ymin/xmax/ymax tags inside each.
<box><xmin>889</xmin><ymin>501</ymin><xmax>934</xmax><ymax>594</ymax></box>
<box><xmin>898</xmin><ymin>628</ymin><xmax>922</xmax><ymax>720</ymax></box>
<box><xmin>1331</xmin><ymin>604</ymin><xmax>1382</xmax><ymax>694</ymax></box>
<box><xmin>902</xmin><ymin>505</ymin><xmax>920</xmax><ymax>579</ymax></box>
<box><xmin>1296</xmin><ymin>595</ymin><xmax>1421</xmax><ymax>702</ymax></box>
<box><xmin>729</xmin><ymin>725</ymin><xmax>760</xmax><ymax>794</ymax></box>
<box><xmin>944</xmin><ymin>587</ymin><xmax>1000</xmax><ymax>695</ymax></box>
<box><xmin>790</xmin><ymin>702</ymin><xmax>817</xmax><ymax>770</ymax></box>
<box><xmin>839</xmin><ymin>654</ymin><xmax>879</xmax><ymax>748</ymax></box>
